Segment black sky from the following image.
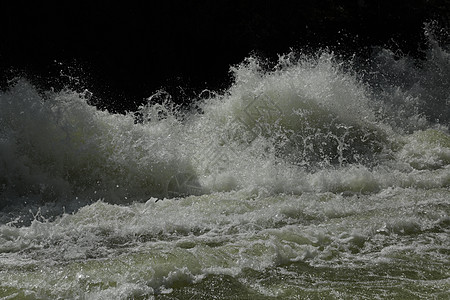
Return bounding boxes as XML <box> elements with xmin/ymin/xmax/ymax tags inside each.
<box><xmin>1</xmin><ymin>1</ymin><xmax>448</xmax><ymax>112</ymax></box>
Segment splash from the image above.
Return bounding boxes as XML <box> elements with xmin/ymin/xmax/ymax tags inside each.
<box><xmin>0</xmin><ymin>25</ymin><xmax>449</xmax><ymax>299</ymax></box>
<box><xmin>1</xmin><ymin>28</ymin><xmax>450</xmax><ymax>224</ymax></box>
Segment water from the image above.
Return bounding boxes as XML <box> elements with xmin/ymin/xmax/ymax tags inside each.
<box><xmin>1</xmin><ymin>29</ymin><xmax>449</xmax><ymax>299</ymax></box>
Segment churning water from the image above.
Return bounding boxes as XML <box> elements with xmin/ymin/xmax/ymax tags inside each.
<box><xmin>1</xmin><ymin>29</ymin><xmax>449</xmax><ymax>299</ymax></box>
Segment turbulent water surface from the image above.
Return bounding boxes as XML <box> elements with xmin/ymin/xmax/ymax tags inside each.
<box><xmin>1</xmin><ymin>30</ymin><xmax>449</xmax><ymax>299</ymax></box>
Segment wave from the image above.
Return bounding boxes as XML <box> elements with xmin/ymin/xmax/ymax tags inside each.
<box><xmin>1</xmin><ymin>27</ymin><xmax>449</xmax><ymax>223</ymax></box>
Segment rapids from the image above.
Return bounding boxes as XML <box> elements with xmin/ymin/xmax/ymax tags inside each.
<box><xmin>0</xmin><ymin>27</ymin><xmax>449</xmax><ymax>299</ymax></box>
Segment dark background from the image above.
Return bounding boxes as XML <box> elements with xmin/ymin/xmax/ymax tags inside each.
<box><xmin>1</xmin><ymin>1</ymin><xmax>449</xmax><ymax>112</ymax></box>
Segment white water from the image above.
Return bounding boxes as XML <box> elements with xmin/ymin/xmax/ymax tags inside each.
<box><xmin>0</xmin><ymin>29</ymin><xmax>449</xmax><ymax>299</ymax></box>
